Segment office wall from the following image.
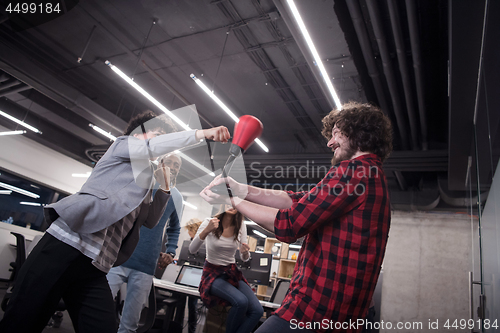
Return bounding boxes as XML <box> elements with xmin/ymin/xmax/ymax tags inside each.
<box><xmin>0</xmin><ymin>125</ymin><xmax>92</xmax><ymax>194</ymax></box>
<box><xmin>381</xmin><ymin>211</ymin><xmax>474</xmax><ymax>333</ymax></box>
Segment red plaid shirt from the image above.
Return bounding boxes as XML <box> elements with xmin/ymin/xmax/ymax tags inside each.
<box><xmin>199</xmin><ymin>260</ymin><xmax>249</xmax><ymax>308</ymax></box>
<box><xmin>273</xmin><ymin>154</ymin><xmax>390</xmax><ymax>333</ymax></box>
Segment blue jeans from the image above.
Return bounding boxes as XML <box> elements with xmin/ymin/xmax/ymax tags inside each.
<box><xmin>210</xmin><ymin>277</ymin><xmax>263</xmax><ymax>333</ymax></box>
<box><xmin>256</xmin><ymin>315</ymin><xmax>313</xmax><ymax>333</ymax></box>
<box><xmin>107</xmin><ymin>266</ymin><xmax>153</xmax><ymax>333</ymax></box>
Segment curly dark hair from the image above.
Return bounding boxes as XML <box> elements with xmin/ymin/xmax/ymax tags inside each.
<box><xmin>212</xmin><ymin>205</ymin><xmax>244</xmax><ymax>241</ymax></box>
<box><xmin>321</xmin><ymin>102</ymin><xmax>393</xmax><ymax>162</ymax></box>
<box><xmin>123</xmin><ymin>110</ymin><xmax>177</xmax><ymax>136</ymax></box>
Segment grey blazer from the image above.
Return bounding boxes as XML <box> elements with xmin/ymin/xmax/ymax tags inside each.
<box><xmin>44</xmin><ymin>130</ymin><xmax>199</xmax><ymax>263</ymax></box>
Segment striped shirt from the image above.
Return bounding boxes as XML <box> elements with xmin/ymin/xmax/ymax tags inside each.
<box><xmin>47</xmin><ymin>193</ymin><xmax>148</xmax><ymax>273</ymax></box>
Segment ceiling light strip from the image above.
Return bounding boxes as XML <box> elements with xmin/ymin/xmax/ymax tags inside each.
<box><xmin>20</xmin><ymin>201</ymin><xmax>43</xmax><ymax>206</ymax></box>
<box><xmin>0</xmin><ymin>190</ymin><xmax>12</xmax><ymax>195</ymax></box>
<box><xmin>190</xmin><ymin>74</ymin><xmax>240</xmax><ymax>123</ymax></box>
<box><xmin>89</xmin><ymin>124</ymin><xmax>117</xmax><ymax>141</ymax></box>
<box><xmin>252</xmin><ymin>230</ymin><xmax>268</xmax><ymax>238</ymax></box>
<box><xmin>105</xmin><ymin>60</ymin><xmax>191</xmax><ymax>131</ymax></box>
<box><xmin>190</xmin><ymin>74</ymin><xmax>270</xmax><ymax>153</ymax></box>
<box><xmin>287</xmin><ymin>0</ymin><xmax>342</xmax><ymax>110</ymax></box>
<box><xmin>0</xmin><ymin>110</ymin><xmax>42</xmax><ymax>134</ymax></box>
<box><xmin>0</xmin><ymin>182</ymin><xmax>40</xmax><ymax>199</ymax></box>
<box><xmin>0</xmin><ymin>130</ymin><xmax>26</xmax><ymax>136</ymax></box>
<box><xmin>183</xmin><ymin>201</ymin><xmax>198</xmax><ymax>210</ymax></box>
<box><xmin>72</xmin><ymin>172</ymin><xmax>92</xmax><ymax>178</ymax></box>
<box><xmin>174</xmin><ymin>150</ymin><xmax>215</xmax><ymax>177</ymax></box>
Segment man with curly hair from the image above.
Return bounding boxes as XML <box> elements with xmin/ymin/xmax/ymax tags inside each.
<box><xmin>201</xmin><ymin>102</ymin><xmax>392</xmax><ymax>333</ymax></box>
<box><xmin>0</xmin><ymin>110</ymin><xmax>230</xmax><ymax>333</ymax></box>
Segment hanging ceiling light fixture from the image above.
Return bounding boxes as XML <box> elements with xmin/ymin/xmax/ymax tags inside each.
<box><xmin>89</xmin><ymin>124</ymin><xmax>117</xmax><ymax>141</ymax></box>
<box><xmin>0</xmin><ymin>181</ymin><xmax>40</xmax><ymax>199</ymax></box>
<box><xmin>105</xmin><ymin>60</ymin><xmax>191</xmax><ymax>131</ymax></box>
<box><xmin>174</xmin><ymin>150</ymin><xmax>215</xmax><ymax>177</ymax></box>
<box><xmin>183</xmin><ymin>201</ymin><xmax>198</xmax><ymax>210</ymax></box>
<box><xmin>252</xmin><ymin>229</ymin><xmax>268</xmax><ymax>238</ymax></box>
<box><xmin>190</xmin><ymin>74</ymin><xmax>269</xmax><ymax>153</ymax></box>
<box><xmin>72</xmin><ymin>172</ymin><xmax>92</xmax><ymax>178</ymax></box>
<box><xmin>0</xmin><ymin>110</ymin><xmax>42</xmax><ymax>134</ymax></box>
<box><xmin>104</xmin><ymin>61</ymin><xmax>217</xmax><ymax>177</ymax></box>
<box><xmin>0</xmin><ymin>130</ymin><xmax>27</xmax><ymax>136</ymax></box>
<box><xmin>286</xmin><ymin>0</ymin><xmax>342</xmax><ymax>110</ymax></box>
<box><xmin>20</xmin><ymin>201</ymin><xmax>44</xmax><ymax>206</ymax></box>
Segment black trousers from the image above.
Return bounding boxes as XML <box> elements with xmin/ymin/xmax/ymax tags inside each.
<box><xmin>0</xmin><ymin>233</ymin><xmax>117</xmax><ymax>333</ymax></box>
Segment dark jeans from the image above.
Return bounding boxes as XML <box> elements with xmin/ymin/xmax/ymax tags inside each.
<box><xmin>210</xmin><ymin>277</ymin><xmax>263</xmax><ymax>333</ymax></box>
<box><xmin>362</xmin><ymin>306</ymin><xmax>376</xmax><ymax>333</ymax></box>
<box><xmin>187</xmin><ymin>295</ymin><xmax>198</xmax><ymax>333</ymax></box>
<box><xmin>0</xmin><ymin>233</ymin><xmax>117</xmax><ymax>333</ymax></box>
<box><xmin>255</xmin><ymin>315</ymin><xmax>313</xmax><ymax>333</ymax></box>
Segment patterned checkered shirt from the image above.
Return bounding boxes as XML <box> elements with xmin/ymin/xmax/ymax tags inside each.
<box><xmin>273</xmin><ymin>154</ymin><xmax>391</xmax><ymax>333</ymax></box>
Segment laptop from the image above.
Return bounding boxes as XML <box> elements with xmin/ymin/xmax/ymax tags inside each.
<box><xmin>174</xmin><ymin>264</ymin><xmax>204</xmax><ymax>288</ymax></box>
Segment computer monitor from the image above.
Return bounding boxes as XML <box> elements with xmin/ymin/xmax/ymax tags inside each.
<box><xmin>178</xmin><ymin>240</ymin><xmax>206</xmax><ymax>266</ymax></box>
<box><xmin>235</xmin><ymin>251</ymin><xmax>272</xmax><ymax>285</ymax></box>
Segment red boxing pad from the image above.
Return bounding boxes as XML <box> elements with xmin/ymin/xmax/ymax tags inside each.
<box><xmin>232</xmin><ymin>115</ymin><xmax>263</xmax><ymax>151</ymax></box>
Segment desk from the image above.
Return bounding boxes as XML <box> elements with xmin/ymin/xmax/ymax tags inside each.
<box><xmin>153</xmin><ymin>278</ymin><xmax>281</xmax><ymax>310</ymax></box>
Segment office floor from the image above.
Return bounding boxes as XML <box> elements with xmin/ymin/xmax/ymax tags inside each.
<box><xmin>0</xmin><ymin>284</ymin><xmax>200</xmax><ymax>333</ymax></box>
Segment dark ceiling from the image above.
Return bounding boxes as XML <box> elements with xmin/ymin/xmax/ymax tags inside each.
<box><xmin>0</xmin><ymin>0</ymin><xmax>498</xmax><ymax>212</ymax></box>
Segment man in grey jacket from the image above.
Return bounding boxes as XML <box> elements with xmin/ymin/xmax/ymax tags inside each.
<box><xmin>0</xmin><ymin>111</ymin><xmax>230</xmax><ymax>333</ymax></box>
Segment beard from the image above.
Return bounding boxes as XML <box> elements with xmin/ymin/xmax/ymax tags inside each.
<box><xmin>331</xmin><ymin>144</ymin><xmax>357</xmax><ymax>166</ymax></box>
<box><xmin>170</xmin><ymin>172</ymin><xmax>178</xmax><ymax>188</ymax></box>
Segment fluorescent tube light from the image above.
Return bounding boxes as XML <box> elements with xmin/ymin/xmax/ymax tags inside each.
<box><xmin>0</xmin><ymin>110</ymin><xmax>42</xmax><ymax>134</ymax></box>
<box><xmin>190</xmin><ymin>74</ymin><xmax>269</xmax><ymax>152</ymax></box>
<box><xmin>252</xmin><ymin>230</ymin><xmax>268</xmax><ymax>238</ymax></box>
<box><xmin>0</xmin><ymin>182</ymin><xmax>40</xmax><ymax>199</ymax></box>
<box><xmin>244</xmin><ymin>220</ymin><xmax>257</xmax><ymax>225</ymax></box>
<box><xmin>254</xmin><ymin>138</ymin><xmax>269</xmax><ymax>153</ymax></box>
<box><xmin>190</xmin><ymin>74</ymin><xmax>240</xmax><ymax>123</ymax></box>
<box><xmin>89</xmin><ymin>123</ymin><xmax>117</xmax><ymax>141</ymax></box>
<box><xmin>174</xmin><ymin>150</ymin><xmax>215</xmax><ymax>177</ymax></box>
<box><xmin>105</xmin><ymin>60</ymin><xmax>191</xmax><ymax>131</ymax></box>
<box><xmin>0</xmin><ymin>190</ymin><xmax>12</xmax><ymax>195</ymax></box>
<box><xmin>287</xmin><ymin>0</ymin><xmax>342</xmax><ymax>110</ymax></box>
<box><xmin>289</xmin><ymin>244</ymin><xmax>302</xmax><ymax>249</ymax></box>
<box><xmin>20</xmin><ymin>202</ymin><xmax>43</xmax><ymax>206</ymax></box>
<box><xmin>0</xmin><ymin>130</ymin><xmax>26</xmax><ymax>136</ymax></box>
<box><xmin>183</xmin><ymin>201</ymin><xmax>198</xmax><ymax>210</ymax></box>
<box><xmin>72</xmin><ymin>172</ymin><xmax>92</xmax><ymax>178</ymax></box>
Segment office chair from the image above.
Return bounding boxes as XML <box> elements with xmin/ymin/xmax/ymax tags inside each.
<box><xmin>255</xmin><ymin>278</ymin><xmax>291</xmax><ymax>331</ymax></box>
<box><xmin>269</xmin><ymin>279</ymin><xmax>290</xmax><ymax>305</ymax></box>
<box><xmin>1</xmin><ymin>232</ymin><xmax>26</xmax><ymax>311</ymax></box>
<box><xmin>1</xmin><ymin>232</ymin><xmax>66</xmax><ymax>328</ymax></box>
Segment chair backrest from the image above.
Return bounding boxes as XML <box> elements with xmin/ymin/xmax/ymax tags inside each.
<box><xmin>10</xmin><ymin>232</ymin><xmax>26</xmax><ymax>282</ymax></box>
<box><xmin>270</xmin><ymin>279</ymin><xmax>290</xmax><ymax>305</ymax></box>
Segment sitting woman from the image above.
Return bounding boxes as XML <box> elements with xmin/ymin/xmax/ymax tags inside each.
<box><xmin>189</xmin><ymin>205</ymin><xmax>263</xmax><ymax>333</ymax></box>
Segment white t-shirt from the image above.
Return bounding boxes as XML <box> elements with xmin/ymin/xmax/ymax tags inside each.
<box><xmin>189</xmin><ymin>217</ymin><xmax>249</xmax><ymax>266</ymax></box>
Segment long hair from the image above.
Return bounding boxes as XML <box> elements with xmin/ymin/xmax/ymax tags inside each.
<box><xmin>212</xmin><ymin>205</ymin><xmax>243</xmax><ymax>241</ymax></box>
<box><xmin>123</xmin><ymin>110</ymin><xmax>177</xmax><ymax>136</ymax></box>
<box><xmin>321</xmin><ymin>101</ymin><xmax>393</xmax><ymax>162</ymax></box>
